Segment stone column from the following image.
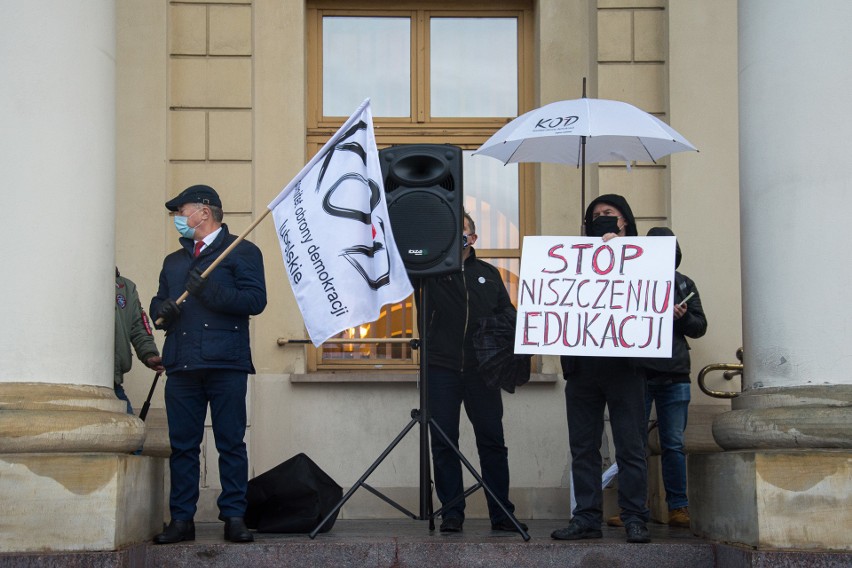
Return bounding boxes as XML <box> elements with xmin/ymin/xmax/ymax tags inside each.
<box><xmin>689</xmin><ymin>0</ymin><xmax>852</xmax><ymax>550</ymax></box>
<box><xmin>0</xmin><ymin>1</ymin><xmax>161</xmax><ymax>552</ymax></box>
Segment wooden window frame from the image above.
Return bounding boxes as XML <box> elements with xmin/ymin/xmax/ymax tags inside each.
<box><xmin>305</xmin><ymin>0</ymin><xmax>535</xmax><ymax>373</ymax></box>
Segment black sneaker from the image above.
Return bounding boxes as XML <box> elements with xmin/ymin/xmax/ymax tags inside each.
<box><xmin>491</xmin><ymin>519</ymin><xmax>529</xmax><ymax>532</ymax></box>
<box><xmin>439</xmin><ymin>517</ymin><xmax>463</xmax><ymax>533</ymax></box>
<box><xmin>550</xmin><ymin>520</ymin><xmax>602</xmax><ymax>540</ymax></box>
<box><xmin>625</xmin><ymin>521</ymin><xmax>651</xmax><ymax>543</ymax></box>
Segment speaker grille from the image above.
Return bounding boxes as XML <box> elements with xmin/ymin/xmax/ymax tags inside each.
<box><xmin>387</xmin><ymin>190</ymin><xmax>457</xmax><ymax>269</ymax></box>
<box><xmin>380</xmin><ymin>144</ymin><xmax>463</xmax><ymax>276</ymax></box>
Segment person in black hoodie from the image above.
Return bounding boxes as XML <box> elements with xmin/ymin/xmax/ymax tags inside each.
<box><xmin>416</xmin><ymin>211</ymin><xmax>526</xmax><ymax>534</ymax></box>
<box><xmin>640</xmin><ymin>227</ymin><xmax>707</xmax><ymax>527</ymax></box>
<box><xmin>551</xmin><ymin>194</ymin><xmax>652</xmax><ymax>544</ymax></box>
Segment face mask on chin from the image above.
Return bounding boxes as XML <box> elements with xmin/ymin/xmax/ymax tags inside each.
<box><xmin>589</xmin><ymin>215</ymin><xmax>621</xmax><ymax>237</ymax></box>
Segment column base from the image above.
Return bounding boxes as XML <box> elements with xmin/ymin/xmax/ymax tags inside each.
<box><xmin>689</xmin><ymin>450</ymin><xmax>852</xmax><ymax>551</ymax></box>
<box><xmin>0</xmin><ymin>453</ymin><xmax>164</xmax><ymax>553</ymax></box>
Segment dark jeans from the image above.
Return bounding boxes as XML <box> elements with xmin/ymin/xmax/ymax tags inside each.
<box><xmin>564</xmin><ymin>357</ymin><xmax>649</xmax><ymax>527</ymax></box>
<box><xmin>427</xmin><ymin>365</ymin><xmax>514</xmax><ymax>523</ymax></box>
<box><xmin>645</xmin><ymin>381</ymin><xmax>690</xmax><ymax>510</ymax></box>
<box><xmin>164</xmin><ymin>369</ymin><xmax>249</xmax><ymax>520</ymax></box>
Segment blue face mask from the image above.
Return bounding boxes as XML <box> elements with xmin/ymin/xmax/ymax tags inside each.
<box><xmin>173</xmin><ymin>208</ymin><xmax>201</xmax><ymax>239</ymax></box>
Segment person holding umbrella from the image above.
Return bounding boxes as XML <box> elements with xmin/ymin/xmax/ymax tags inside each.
<box><xmin>551</xmin><ymin>194</ymin><xmax>652</xmax><ymax>544</ymax></box>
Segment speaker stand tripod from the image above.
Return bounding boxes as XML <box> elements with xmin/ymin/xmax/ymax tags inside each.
<box><xmin>309</xmin><ymin>280</ymin><xmax>529</xmax><ymax>541</ymax></box>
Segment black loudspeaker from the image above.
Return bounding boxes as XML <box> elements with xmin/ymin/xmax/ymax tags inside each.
<box><xmin>379</xmin><ymin>144</ymin><xmax>464</xmax><ymax>277</ymax></box>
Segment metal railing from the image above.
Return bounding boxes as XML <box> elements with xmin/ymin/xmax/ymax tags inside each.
<box><xmin>277</xmin><ymin>338</ymin><xmax>414</xmax><ymax>346</ymax></box>
<box><xmin>696</xmin><ymin>347</ymin><xmax>743</xmax><ymax>399</ymax></box>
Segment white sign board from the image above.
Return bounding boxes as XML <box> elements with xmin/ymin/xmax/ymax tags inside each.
<box><xmin>514</xmin><ymin>235</ymin><xmax>676</xmax><ymax>358</ymax></box>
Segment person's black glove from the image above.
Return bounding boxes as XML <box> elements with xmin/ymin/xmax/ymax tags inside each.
<box><xmin>155</xmin><ymin>298</ymin><xmax>181</xmax><ymax>329</ymax></box>
<box><xmin>185</xmin><ymin>267</ymin><xmax>208</xmax><ymax>296</ymax></box>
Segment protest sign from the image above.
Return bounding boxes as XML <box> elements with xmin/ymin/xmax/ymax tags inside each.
<box><xmin>514</xmin><ymin>235</ymin><xmax>676</xmax><ymax>357</ymax></box>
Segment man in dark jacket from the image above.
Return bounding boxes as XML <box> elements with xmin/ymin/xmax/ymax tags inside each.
<box><xmin>552</xmin><ymin>194</ymin><xmax>651</xmax><ymax>544</ymax></box>
<box><xmin>150</xmin><ymin>184</ymin><xmax>266</xmax><ymax>544</ymax></box>
<box><xmin>641</xmin><ymin>227</ymin><xmax>706</xmax><ymax>527</ymax></box>
<box><xmin>417</xmin><ymin>212</ymin><xmax>525</xmax><ymax>533</ymax></box>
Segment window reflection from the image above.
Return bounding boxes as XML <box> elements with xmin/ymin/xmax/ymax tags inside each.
<box><xmin>323</xmin><ymin>17</ymin><xmax>411</xmax><ymax>117</ymax></box>
<box><xmin>320</xmin><ymin>297</ymin><xmax>414</xmax><ymax>362</ymax></box>
<box><xmin>463</xmin><ymin>151</ymin><xmax>519</xmax><ymax>250</ymax></box>
<box><xmin>430</xmin><ymin>18</ymin><xmax>518</xmax><ymax>118</ymax></box>
<box><xmin>484</xmin><ymin>258</ymin><xmax>521</xmax><ymax>305</ymax></box>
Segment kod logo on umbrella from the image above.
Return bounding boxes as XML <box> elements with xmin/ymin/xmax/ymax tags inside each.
<box><xmin>534</xmin><ymin>115</ymin><xmax>579</xmax><ymax>131</ymax></box>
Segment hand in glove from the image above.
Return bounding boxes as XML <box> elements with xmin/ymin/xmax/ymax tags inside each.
<box><xmin>185</xmin><ymin>267</ymin><xmax>208</xmax><ymax>296</ymax></box>
<box><xmin>155</xmin><ymin>298</ymin><xmax>181</xmax><ymax>329</ymax></box>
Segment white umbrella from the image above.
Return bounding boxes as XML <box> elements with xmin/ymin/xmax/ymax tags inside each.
<box><xmin>473</xmin><ymin>96</ymin><xmax>697</xmax><ymax>223</ymax></box>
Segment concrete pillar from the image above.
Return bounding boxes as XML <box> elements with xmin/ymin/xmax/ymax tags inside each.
<box><xmin>690</xmin><ymin>1</ymin><xmax>852</xmax><ymax>550</ymax></box>
<box><xmin>0</xmin><ymin>2</ymin><xmax>161</xmax><ymax>552</ymax></box>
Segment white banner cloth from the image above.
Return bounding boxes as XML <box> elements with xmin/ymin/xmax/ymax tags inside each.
<box><xmin>269</xmin><ymin>100</ymin><xmax>413</xmax><ymax>346</ymax></box>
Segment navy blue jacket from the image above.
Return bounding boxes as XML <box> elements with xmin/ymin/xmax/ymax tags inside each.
<box><xmin>151</xmin><ymin>224</ymin><xmax>267</xmax><ymax>374</ymax></box>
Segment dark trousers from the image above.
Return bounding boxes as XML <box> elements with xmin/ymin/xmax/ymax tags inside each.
<box><xmin>164</xmin><ymin>369</ymin><xmax>249</xmax><ymax>520</ymax></box>
<box><xmin>427</xmin><ymin>365</ymin><xmax>514</xmax><ymax>523</ymax></box>
<box><xmin>564</xmin><ymin>357</ymin><xmax>649</xmax><ymax>527</ymax></box>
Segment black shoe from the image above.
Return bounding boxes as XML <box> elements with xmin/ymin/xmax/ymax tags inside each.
<box><xmin>221</xmin><ymin>516</ymin><xmax>254</xmax><ymax>543</ymax></box>
<box><xmin>550</xmin><ymin>520</ymin><xmax>602</xmax><ymax>540</ymax></box>
<box><xmin>625</xmin><ymin>521</ymin><xmax>651</xmax><ymax>543</ymax></box>
<box><xmin>439</xmin><ymin>517</ymin><xmax>463</xmax><ymax>533</ymax></box>
<box><xmin>153</xmin><ymin>519</ymin><xmax>195</xmax><ymax>544</ymax></box>
<box><xmin>491</xmin><ymin>519</ymin><xmax>529</xmax><ymax>532</ymax></box>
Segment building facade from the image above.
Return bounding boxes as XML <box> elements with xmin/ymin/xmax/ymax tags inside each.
<box><xmin>3</xmin><ymin>0</ymin><xmax>849</xmax><ymax>553</ymax></box>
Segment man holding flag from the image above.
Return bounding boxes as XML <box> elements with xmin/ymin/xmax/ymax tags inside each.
<box><xmin>151</xmin><ymin>184</ymin><xmax>267</xmax><ymax>544</ymax></box>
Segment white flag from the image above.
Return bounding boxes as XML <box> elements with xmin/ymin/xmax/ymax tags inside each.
<box><xmin>269</xmin><ymin>99</ymin><xmax>413</xmax><ymax>346</ymax></box>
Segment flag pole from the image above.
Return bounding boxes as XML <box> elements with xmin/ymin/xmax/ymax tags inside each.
<box><xmin>155</xmin><ymin>98</ymin><xmax>373</xmax><ymax>326</ymax></box>
<box><xmin>154</xmin><ymin>208</ymin><xmax>271</xmax><ymax>325</ymax></box>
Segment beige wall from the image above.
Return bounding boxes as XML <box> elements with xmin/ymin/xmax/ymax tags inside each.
<box><xmin>116</xmin><ymin>0</ymin><xmax>741</xmax><ymax>520</ymax></box>
<box><xmin>669</xmin><ymin>0</ymin><xmax>742</xmax><ymax>394</ymax></box>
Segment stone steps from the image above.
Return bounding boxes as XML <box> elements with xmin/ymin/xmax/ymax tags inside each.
<box><xmin>3</xmin><ymin>519</ymin><xmax>848</xmax><ymax>568</ymax></box>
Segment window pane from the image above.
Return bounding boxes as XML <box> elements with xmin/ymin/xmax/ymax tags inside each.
<box><xmin>463</xmin><ymin>151</ymin><xmax>519</xmax><ymax>250</ymax></box>
<box><xmin>483</xmin><ymin>258</ymin><xmax>521</xmax><ymax>305</ymax></box>
<box><xmin>320</xmin><ymin>298</ymin><xmax>414</xmax><ymax>362</ymax></box>
<box><xmin>323</xmin><ymin>17</ymin><xmax>410</xmax><ymax>117</ymax></box>
<box><xmin>430</xmin><ymin>18</ymin><xmax>518</xmax><ymax>118</ymax></box>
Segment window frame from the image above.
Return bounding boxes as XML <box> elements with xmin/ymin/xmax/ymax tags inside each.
<box><xmin>305</xmin><ymin>1</ymin><xmax>535</xmax><ymax>373</ymax></box>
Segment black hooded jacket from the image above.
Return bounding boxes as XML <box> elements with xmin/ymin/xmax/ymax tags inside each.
<box><xmin>585</xmin><ymin>193</ymin><xmax>639</xmax><ymax>237</ymax></box>
<box><xmin>415</xmin><ymin>248</ymin><xmax>514</xmax><ymax>372</ymax></box>
<box><xmin>641</xmin><ymin>227</ymin><xmax>707</xmax><ymax>382</ymax></box>
<box><xmin>562</xmin><ymin>194</ymin><xmax>642</xmax><ymax>378</ymax></box>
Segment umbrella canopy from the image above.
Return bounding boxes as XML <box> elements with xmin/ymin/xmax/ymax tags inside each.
<box><xmin>473</xmin><ymin>97</ymin><xmax>697</xmax><ymax>222</ymax></box>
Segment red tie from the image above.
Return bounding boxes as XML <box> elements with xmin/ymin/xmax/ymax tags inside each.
<box><xmin>193</xmin><ymin>241</ymin><xmax>204</xmax><ymax>257</ymax></box>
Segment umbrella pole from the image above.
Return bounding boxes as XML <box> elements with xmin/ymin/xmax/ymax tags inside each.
<box><xmin>580</xmin><ymin>76</ymin><xmax>587</xmax><ymax>234</ymax></box>
<box><xmin>580</xmin><ymin>135</ymin><xmax>587</xmax><ymax>235</ymax></box>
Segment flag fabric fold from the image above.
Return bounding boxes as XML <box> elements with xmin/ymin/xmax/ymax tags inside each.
<box><xmin>270</xmin><ymin>99</ymin><xmax>413</xmax><ymax>346</ymax></box>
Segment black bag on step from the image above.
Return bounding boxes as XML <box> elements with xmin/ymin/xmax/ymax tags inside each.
<box><xmin>245</xmin><ymin>453</ymin><xmax>343</xmax><ymax>533</ymax></box>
